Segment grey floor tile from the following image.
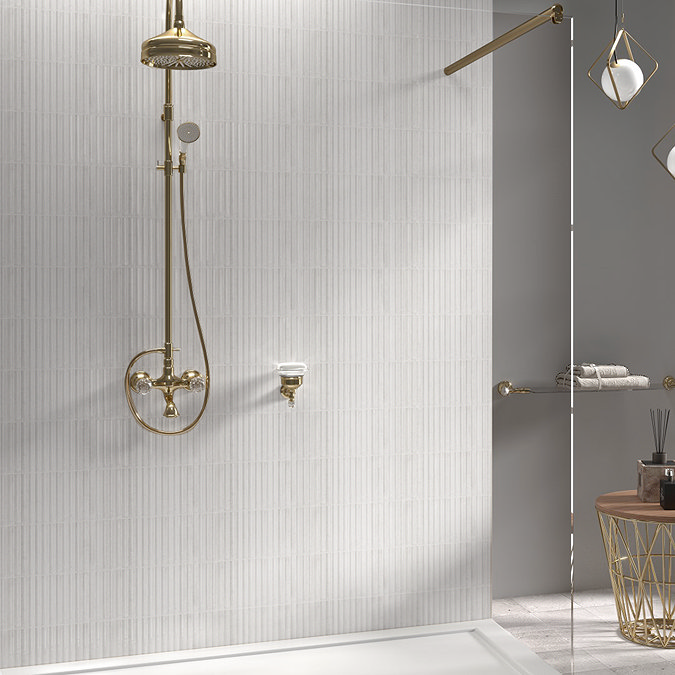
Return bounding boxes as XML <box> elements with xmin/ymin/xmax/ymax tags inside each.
<box><xmin>493</xmin><ymin>597</ymin><xmax>526</xmax><ymax>616</ymax></box>
<box><xmin>535</xmin><ymin>649</ymin><xmax>574</xmax><ymax>674</ymax></box>
<box><xmin>573</xmin><ymin>589</ymin><xmax>616</xmax><ymax>608</ymax></box>
<box><xmin>586</xmin><ymin>642</ymin><xmax>669</xmax><ymax>670</ymax></box>
<box><xmin>498</xmin><ymin>591</ymin><xmax>675</xmax><ymax>673</ymax></box>
<box><xmin>655</xmin><ymin>647</ymin><xmax>675</xmax><ymax>660</ymax></box>
<box><xmin>514</xmin><ymin>593</ymin><xmax>572</xmax><ymax>613</ymax></box>
<box><xmin>567</xmin><ymin>650</ymin><xmax>617</xmax><ymax>674</ymax></box>
<box><xmin>611</xmin><ymin>664</ymin><xmax>675</xmax><ymax>673</ymax></box>
<box><xmin>537</xmin><ymin>606</ymin><xmax>597</xmax><ymax>631</ymax></box>
<box><xmin>571</xmin><ymin>621</ymin><xmax>625</xmax><ymax>650</ymax></box>
<box><xmin>511</xmin><ymin>626</ymin><xmax>572</xmax><ymax>653</ymax></box>
<box><xmin>494</xmin><ymin>610</ymin><xmax>546</xmax><ymax>629</ymax></box>
<box><xmin>497</xmin><ymin>623</ymin><xmax>550</xmax><ymax>642</ymax></box>
<box><xmin>536</xmin><ymin>648</ymin><xmax>611</xmax><ymax>674</ymax></box>
<box><xmin>585</xmin><ymin>604</ymin><xmax>620</xmax><ymax>622</ymax></box>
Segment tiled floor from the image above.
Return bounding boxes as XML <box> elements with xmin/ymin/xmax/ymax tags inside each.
<box><xmin>494</xmin><ymin>590</ymin><xmax>675</xmax><ymax>674</ymax></box>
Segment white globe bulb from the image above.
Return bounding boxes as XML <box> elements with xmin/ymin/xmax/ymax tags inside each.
<box><xmin>666</xmin><ymin>146</ymin><xmax>675</xmax><ymax>177</ymax></box>
<box><xmin>601</xmin><ymin>58</ymin><xmax>644</xmax><ymax>103</ymax></box>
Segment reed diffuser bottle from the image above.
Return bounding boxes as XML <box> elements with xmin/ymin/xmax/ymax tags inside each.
<box><xmin>651</xmin><ymin>408</ymin><xmax>670</xmax><ymax>464</ymax></box>
<box><xmin>637</xmin><ymin>408</ymin><xmax>674</xmax><ymax>503</ymax></box>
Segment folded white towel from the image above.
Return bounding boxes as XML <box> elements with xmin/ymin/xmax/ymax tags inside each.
<box><xmin>556</xmin><ymin>374</ymin><xmax>650</xmax><ymax>390</ymax></box>
<box><xmin>570</xmin><ymin>363</ymin><xmax>630</xmax><ymax>378</ymax></box>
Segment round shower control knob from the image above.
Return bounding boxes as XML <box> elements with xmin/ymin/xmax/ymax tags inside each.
<box><xmin>182</xmin><ymin>370</ymin><xmax>206</xmax><ymax>393</ymax></box>
<box><xmin>189</xmin><ymin>376</ymin><xmax>206</xmax><ymax>393</ymax></box>
<box><xmin>130</xmin><ymin>371</ymin><xmax>153</xmax><ymax>395</ymax></box>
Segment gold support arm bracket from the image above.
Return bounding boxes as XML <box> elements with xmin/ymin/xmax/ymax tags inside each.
<box><xmin>443</xmin><ymin>4</ymin><xmax>564</xmax><ymax>76</ymax></box>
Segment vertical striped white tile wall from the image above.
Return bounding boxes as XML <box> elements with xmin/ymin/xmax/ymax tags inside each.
<box><xmin>0</xmin><ymin>0</ymin><xmax>491</xmax><ymax>668</ymax></box>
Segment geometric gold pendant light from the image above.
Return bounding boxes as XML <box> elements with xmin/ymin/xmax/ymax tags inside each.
<box><xmin>587</xmin><ymin>0</ymin><xmax>657</xmax><ymax>110</ymax></box>
<box><xmin>652</xmin><ymin>122</ymin><xmax>675</xmax><ymax>181</ymax></box>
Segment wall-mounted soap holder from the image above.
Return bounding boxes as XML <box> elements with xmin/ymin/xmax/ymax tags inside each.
<box><xmin>276</xmin><ymin>363</ymin><xmax>308</xmax><ymax>408</ymax></box>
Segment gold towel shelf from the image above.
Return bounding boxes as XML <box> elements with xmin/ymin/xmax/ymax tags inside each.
<box><xmin>498</xmin><ymin>379</ymin><xmax>673</xmax><ymax>397</ymax></box>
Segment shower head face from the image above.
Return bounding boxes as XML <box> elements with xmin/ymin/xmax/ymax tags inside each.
<box><xmin>177</xmin><ymin>122</ymin><xmax>200</xmax><ymax>144</ymax></box>
<box><xmin>141</xmin><ymin>26</ymin><xmax>216</xmax><ymax>70</ymax></box>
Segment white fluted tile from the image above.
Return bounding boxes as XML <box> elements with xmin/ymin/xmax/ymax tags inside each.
<box><xmin>1</xmin><ymin>0</ymin><xmax>491</xmax><ymax>667</ymax></box>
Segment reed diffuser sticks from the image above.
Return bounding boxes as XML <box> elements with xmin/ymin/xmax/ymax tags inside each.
<box><xmin>651</xmin><ymin>408</ymin><xmax>670</xmax><ymax>463</ymax></box>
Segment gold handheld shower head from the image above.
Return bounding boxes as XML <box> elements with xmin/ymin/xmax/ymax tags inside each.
<box><xmin>141</xmin><ymin>25</ymin><xmax>216</xmax><ymax>69</ymax></box>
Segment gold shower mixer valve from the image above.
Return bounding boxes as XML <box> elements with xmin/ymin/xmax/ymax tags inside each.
<box><xmin>128</xmin><ymin>345</ymin><xmax>206</xmax><ymax>419</ymax></box>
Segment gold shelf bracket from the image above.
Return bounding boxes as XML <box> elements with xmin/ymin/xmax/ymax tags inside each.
<box><xmin>443</xmin><ymin>4</ymin><xmax>564</xmax><ymax>76</ymax></box>
<box><xmin>497</xmin><ymin>381</ymin><xmax>533</xmax><ymax>397</ymax></box>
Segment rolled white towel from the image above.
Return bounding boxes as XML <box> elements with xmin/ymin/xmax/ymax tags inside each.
<box><xmin>570</xmin><ymin>363</ymin><xmax>630</xmax><ymax>378</ymax></box>
<box><xmin>555</xmin><ymin>374</ymin><xmax>650</xmax><ymax>390</ymax></box>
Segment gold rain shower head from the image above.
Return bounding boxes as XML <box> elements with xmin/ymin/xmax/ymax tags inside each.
<box><xmin>141</xmin><ymin>26</ymin><xmax>216</xmax><ymax>69</ymax></box>
<box><xmin>141</xmin><ymin>0</ymin><xmax>216</xmax><ymax>69</ymax></box>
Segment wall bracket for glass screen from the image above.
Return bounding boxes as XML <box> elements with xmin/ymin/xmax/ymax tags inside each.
<box><xmin>443</xmin><ymin>5</ymin><xmax>563</xmax><ymax>76</ymax></box>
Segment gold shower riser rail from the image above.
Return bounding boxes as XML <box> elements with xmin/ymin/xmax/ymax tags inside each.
<box><xmin>443</xmin><ymin>4</ymin><xmax>564</xmax><ymax>76</ymax></box>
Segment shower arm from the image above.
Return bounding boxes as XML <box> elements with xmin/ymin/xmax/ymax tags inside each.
<box><xmin>164</xmin><ymin>0</ymin><xmax>183</xmax><ymax>30</ymax></box>
<box><xmin>163</xmin><ymin>0</ymin><xmax>184</xmax><ymax>30</ymax></box>
<box><xmin>173</xmin><ymin>0</ymin><xmax>184</xmax><ymax>29</ymax></box>
<box><xmin>443</xmin><ymin>4</ymin><xmax>564</xmax><ymax>76</ymax></box>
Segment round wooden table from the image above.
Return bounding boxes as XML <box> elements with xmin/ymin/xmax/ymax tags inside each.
<box><xmin>596</xmin><ymin>490</ymin><xmax>675</xmax><ymax>648</ymax></box>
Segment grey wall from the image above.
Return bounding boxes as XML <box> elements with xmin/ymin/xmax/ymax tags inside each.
<box><xmin>570</xmin><ymin>0</ymin><xmax>675</xmax><ymax>592</ymax></box>
<box><xmin>492</xmin><ymin>10</ymin><xmax>571</xmax><ymax>598</ymax></box>
<box><xmin>494</xmin><ymin>0</ymin><xmax>675</xmax><ymax>594</ymax></box>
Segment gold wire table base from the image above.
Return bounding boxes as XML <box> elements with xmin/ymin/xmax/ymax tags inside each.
<box><xmin>597</xmin><ymin>508</ymin><xmax>675</xmax><ymax>647</ymax></box>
